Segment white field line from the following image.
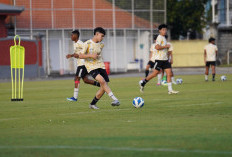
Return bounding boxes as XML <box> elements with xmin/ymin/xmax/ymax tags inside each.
<box><xmin>0</xmin><ymin>145</ymin><xmax>231</xmax><ymax>155</ymax></box>
<box><xmin>0</xmin><ymin>118</ymin><xmax>20</xmax><ymax>122</ymax></box>
<box><xmin>166</xmin><ymin>102</ymin><xmax>223</xmax><ymax>107</ymax></box>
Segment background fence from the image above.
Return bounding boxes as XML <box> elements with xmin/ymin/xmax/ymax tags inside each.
<box><xmin>11</xmin><ymin>0</ymin><xmax>166</xmax><ymax>75</ymax></box>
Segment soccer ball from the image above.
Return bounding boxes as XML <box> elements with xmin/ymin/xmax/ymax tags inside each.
<box><xmin>221</xmin><ymin>75</ymin><xmax>227</xmax><ymax>81</ymax></box>
<box><xmin>161</xmin><ymin>80</ymin><xmax>167</xmax><ymax>86</ymax></box>
<box><xmin>132</xmin><ymin>97</ymin><xmax>144</xmax><ymax>108</ymax></box>
<box><xmin>176</xmin><ymin>78</ymin><xmax>183</xmax><ymax>84</ymax></box>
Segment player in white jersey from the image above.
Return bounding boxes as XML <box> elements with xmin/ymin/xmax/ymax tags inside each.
<box><xmin>204</xmin><ymin>37</ymin><xmax>218</xmax><ymax>81</ymax></box>
<box><xmin>145</xmin><ymin>34</ymin><xmax>158</xmax><ymax>77</ymax></box>
<box><xmin>78</xmin><ymin>27</ymin><xmax>120</xmax><ymax>109</ymax></box>
<box><xmin>157</xmin><ymin>35</ymin><xmax>177</xmax><ymax>85</ymax></box>
<box><xmin>66</xmin><ymin>30</ymin><xmax>100</xmax><ymax>102</ymax></box>
<box><xmin>139</xmin><ymin>24</ymin><xmax>179</xmax><ymax>94</ymax></box>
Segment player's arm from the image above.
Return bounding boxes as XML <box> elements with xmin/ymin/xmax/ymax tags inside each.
<box><xmin>79</xmin><ymin>53</ymin><xmax>98</xmax><ymax>59</ymax></box>
<box><xmin>169</xmin><ymin>51</ymin><xmax>173</xmax><ymax>64</ymax></box>
<box><xmin>204</xmin><ymin>49</ymin><xmax>207</xmax><ymax>63</ymax></box>
<box><xmin>149</xmin><ymin>51</ymin><xmax>153</xmax><ymax>59</ymax></box>
<box><xmin>155</xmin><ymin>44</ymin><xmax>170</xmax><ymax>50</ymax></box>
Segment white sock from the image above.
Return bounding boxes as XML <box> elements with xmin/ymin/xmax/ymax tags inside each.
<box><xmin>157</xmin><ymin>74</ymin><xmax>162</xmax><ymax>84</ymax></box>
<box><xmin>73</xmin><ymin>88</ymin><xmax>79</xmax><ymax>99</ymax></box>
<box><xmin>205</xmin><ymin>75</ymin><xmax>208</xmax><ymax>80</ymax></box>
<box><xmin>171</xmin><ymin>77</ymin><xmax>175</xmax><ymax>82</ymax></box>
<box><xmin>108</xmin><ymin>92</ymin><xmax>118</xmax><ymax>101</ymax></box>
<box><xmin>167</xmin><ymin>82</ymin><xmax>173</xmax><ymax>92</ymax></box>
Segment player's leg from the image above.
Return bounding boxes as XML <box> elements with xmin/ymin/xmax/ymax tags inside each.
<box><xmin>145</xmin><ymin>63</ymin><xmax>151</xmax><ymax>77</ymax></box>
<box><xmin>67</xmin><ymin>76</ymin><xmax>80</xmax><ymax>101</ymax></box>
<box><xmin>211</xmin><ymin>63</ymin><xmax>216</xmax><ymax>81</ymax></box>
<box><xmin>205</xmin><ymin>62</ymin><xmax>209</xmax><ymax>81</ymax></box>
<box><xmin>89</xmin><ymin>86</ymin><xmax>105</xmax><ymax>109</ymax></box>
<box><xmin>139</xmin><ymin>69</ymin><xmax>160</xmax><ymax>92</ymax></box>
<box><xmin>165</xmin><ymin>68</ymin><xmax>179</xmax><ymax>94</ymax></box>
<box><xmin>171</xmin><ymin>69</ymin><xmax>176</xmax><ymax>84</ymax></box>
<box><xmin>157</xmin><ymin>71</ymin><xmax>162</xmax><ymax>86</ymax></box>
<box><xmin>82</xmin><ymin>76</ymin><xmax>100</xmax><ymax>87</ymax></box>
<box><xmin>90</xmin><ymin>69</ymin><xmax>120</xmax><ymax>106</ymax></box>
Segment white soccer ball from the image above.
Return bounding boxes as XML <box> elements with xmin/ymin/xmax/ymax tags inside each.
<box><xmin>221</xmin><ymin>75</ymin><xmax>227</xmax><ymax>81</ymax></box>
<box><xmin>132</xmin><ymin>97</ymin><xmax>144</xmax><ymax>108</ymax></box>
<box><xmin>176</xmin><ymin>78</ymin><xmax>183</xmax><ymax>84</ymax></box>
<box><xmin>161</xmin><ymin>80</ymin><xmax>167</xmax><ymax>86</ymax></box>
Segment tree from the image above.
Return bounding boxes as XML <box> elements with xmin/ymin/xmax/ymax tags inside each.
<box><xmin>167</xmin><ymin>0</ymin><xmax>209</xmax><ymax>40</ymax></box>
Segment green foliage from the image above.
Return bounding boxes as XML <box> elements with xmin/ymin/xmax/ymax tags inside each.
<box><xmin>167</xmin><ymin>0</ymin><xmax>209</xmax><ymax>39</ymax></box>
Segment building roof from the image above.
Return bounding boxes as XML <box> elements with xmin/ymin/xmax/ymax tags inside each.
<box><xmin>0</xmin><ymin>3</ymin><xmax>24</xmax><ymax>15</ymax></box>
<box><xmin>15</xmin><ymin>0</ymin><xmax>158</xmax><ymax>29</ymax></box>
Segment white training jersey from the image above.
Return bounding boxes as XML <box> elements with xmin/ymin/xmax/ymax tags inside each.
<box><xmin>204</xmin><ymin>43</ymin><xmax>218</xmax><ymax>61</ymax></box>
<box><xmin>73</xmin><ymin>40</ymin><xmax>85</xmax><ymax>66</ymax></box>
<box><xmin>155</xmin><ymin>35</ymin><xmax>168</xmax><ymax>60</ymax></box>
<box><xmin>149</xmin><ymin>43</ymin><xmax>157</xmax><ymax>62</ymax></box>
<box><xmin>81</xmin><ymin>39</ymin><xmax>105</xmax><ymax>72</ymax></box>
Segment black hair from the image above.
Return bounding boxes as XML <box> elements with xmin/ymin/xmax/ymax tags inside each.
<box><xmin>153</xmin><ymin>34</ymin><xmax>158</xmax><ymax>40</ymax></box>
<box><xmin>158</xmin><ymin>24</ymin><xmax>168</xmax><ymax>30</ymax></box>
<box><xmin>165</xmin><ymin>35</ymin><xmax>168</xmax><ymax>39</ymax></box>
<box><xmin>72</xmin><ymin>30</ymin><xmax>80</xmax><ymax>37</ymax></box>
<box><xmin>94</xmin><ymin>27</ymin><xmax>106</xmax><ymax>35</ymax></box>
<box><xmin>208</xmin><ymin>37</ymin><xmax>215</xmax><ymax>43</ymax></box>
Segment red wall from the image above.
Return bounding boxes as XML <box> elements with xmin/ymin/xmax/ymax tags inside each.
<box><xmin>0</xmin><ymin>39</ymin><xmax>41</xmax><ymax>66</ymax></box>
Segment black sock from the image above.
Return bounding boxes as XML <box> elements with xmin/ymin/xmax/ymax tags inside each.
<box><xmin>141</xmin><ymin>79</ymin><xmax>148</xmax><ymax>86</ymax></box>
<box><xmin>90</xmin><ymin>96</ymin><xmax>99</xmax><ymax>105</ymax></box>
<box><xmin>145</xmin><ymin>70</ymin><xmax>149</xmax><ymax>77</ymax></box>
<box><xmin>212</xmin><ymin>74</ymin><xmax>215</xmax><ymax>79</ymax></box>
<box><xmin>94</xmin><ymin>81</ymin><xmax>100</xmax><ymax>87</ymax></box>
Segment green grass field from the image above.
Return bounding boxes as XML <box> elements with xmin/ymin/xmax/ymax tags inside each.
<box><xmin>0</xmin><ymin>74</ymin><xmax>232</xmax><ymax>157</ymax></box>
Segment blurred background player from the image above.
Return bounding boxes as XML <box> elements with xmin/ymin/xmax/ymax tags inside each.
<box><xmin>79</xmin><ymin>27</ymin><xmax>120</xmax><ymax>109</ymax></box>
<box><xmin>66</xmin><ymin>30</ymin><xmax>100</xmax><ymax>102</ymax></box>
<box><xmin>157</xmin><ymin>35</ymin><xmax>177</xmax><ymax>86</ymax></box>
<box><xmin>139</xmin><ymin>24</ymin><xmax>179</xmax><ymax>94</ymax></box>
<box><xmin>145</xmin><ymin>34</ymin><xmax>158</xmax><ymax>77</ymax></box>
<box><xmin>204</xmin><ymin>37</ymin><xmax>218</xmax><ymax>81</ymax></box>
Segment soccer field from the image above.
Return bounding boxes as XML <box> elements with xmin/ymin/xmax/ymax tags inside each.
<box><xmin>0</xmin><ymin>74</ymin><xmax>232</xmax><ymax>157</ymax></box>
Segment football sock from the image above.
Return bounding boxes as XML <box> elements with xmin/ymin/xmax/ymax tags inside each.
<box><xmin>167</xmin><ymin>82</ymin><xmax>173</xmax><ymax>92</ymax></box>
<box><xmin>145</xmin><ymin>70</ymin><xmax>149</xmax><ymax>77</ymax></box>
<box><xmin>212</xmin><ymin>74</ymin><xmax>215</xmax><ymax>79</ymax></box>
<box><xmin>205</xmin><ymin>75</ymin><xmax>208</xmax><ymax>80</ymax></box>
<box><xmin>90</xmin><ymin>96</ymin><xmax>99</xmax><ymax>105</ymax></box>
<box><xmin>73</xmin><ymin>88</ymin><xmax>79</xmax><ymax>99</ymax></box>
<box><xmin>171</xmin><ymin>77</ymin><xmax>175</xmax><ymax>83</ymax></box>
<box><xmin>157</xmin><ymin>74</ymin><xmax>162</xmax><ymax>84</ymax></box>
<box><xmin>108</xmin><ymin>92</ymin><xmax>118</xmax><ymax>101</ymax></box>
<box><xmin>94</xmin><ymin>81</ymin><xmax>100</xmax><ymax>87</ymax></box>
<box><xmin>142</xmin><ymin>79</ymin><xmax>148</xmax><ymax>86</ymax></box>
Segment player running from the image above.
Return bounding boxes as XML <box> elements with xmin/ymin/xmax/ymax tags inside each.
<box><xmin>145</xmin><ymin>34</ymin><xmax>158</xmax><ymax>77</ymax></box>
<box><xmin>139</xmin><ymin>24</ymin><xmax>179</xmax><ymax>94</ymax></box>
<box><xmin>78</xmin><ymin>27</ymin><xmax>120</xmax><ymax>109</ymax></box>
<box><xmin>204</xmin><ymin>37</ymin><xmax>218</xmax><ymax>81</ymax></box>
<box><xmin>66</xmin><ymin>30</ymin><xmax>100</xmax><ymax>102</ymax></box>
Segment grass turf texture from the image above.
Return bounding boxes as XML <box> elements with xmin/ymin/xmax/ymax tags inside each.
<box><xmin>0</xmin><ymin>74</ymin><xmax>232</xmax><ymax>157</ymax></box>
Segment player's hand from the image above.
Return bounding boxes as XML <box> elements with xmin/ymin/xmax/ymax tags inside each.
<box><xmin>66</xmin><ymin>54</ymin><xmax>72</xmax><ymax>59</ymax></box>
<box><xmin>170</xmin><ymin>59</ymin><xmax>173</xmax><ymax>64</ymax></box>
<box><xmin>166</xmin><ymin>44</ymin><xmax>170</xmax><ymax>48</ymax></box>
<box><xmin>92</xmin><ymin>54</ymin><xmax>98</xmax><ymax>59</ymax></box>
<box><xmin>74</xmin><ymin>54</ymin><xmax>79</xmax><ymax>58</ymax></box>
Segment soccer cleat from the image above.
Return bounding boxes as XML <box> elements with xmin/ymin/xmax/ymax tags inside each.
<box><xmin>67</xmin><ymin>97</ymin><xmax>77</xmax><ymax>101</ymax></box>
<box><xmin>205</xmin><ymin>79</ymin><xmax>208</xmax><ymax>82</ymax></box>
<box><xmin>111</xmin><ymin>100</ymin><xmax>120</xmax><ymax>106</ymax></box>
<box><xmin>161</xmin><ymin>81</ymin><xmax>168</xmax><ymax>86</ymax></box>
<box><xmin>139</xmin><ymin>80</ymin><xmax>144</xmax><ymax>93</ymax></box>
<box><xmin>168</xmin><ymin>90</ymin><xmax>179</xmax><ymax>94</ymax></box>
<box><xmin>212</xmin><ymin>78</ymin><xmax>215</xmax><ymax>81</ymax></box>
<box><xmin>156</xmin><ymin>83</ymin><xmax>161</xmax><ymax>86</ymax></box>
<box><xmin>89</xmin><ymin>104</ymin><xmax>100</xmax><ymax>109</ymax></box>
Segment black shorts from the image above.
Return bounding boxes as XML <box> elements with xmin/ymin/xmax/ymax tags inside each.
<box><xmin>147</xmin><ymin>61</ymin><xmax>155</xmax><ymax>68</ymax></box>
<box><xmin>154</xmin><ymin>60</ymin><xmax>171</xmax><ymax>71</ymax></box>
<box><xmin>206</xmin><ymin>61</ymin><xmax>216</xmax><ymax>67</ymax></box>
<box><xmin>75</xmin><ymin>65</ymin><xmax>88</xmax><ymax>78</ymax></box>
<box><xmin>89</xmin><ymin>68</ymin><xmax>110</xmax><ymax>82</ymax></box>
